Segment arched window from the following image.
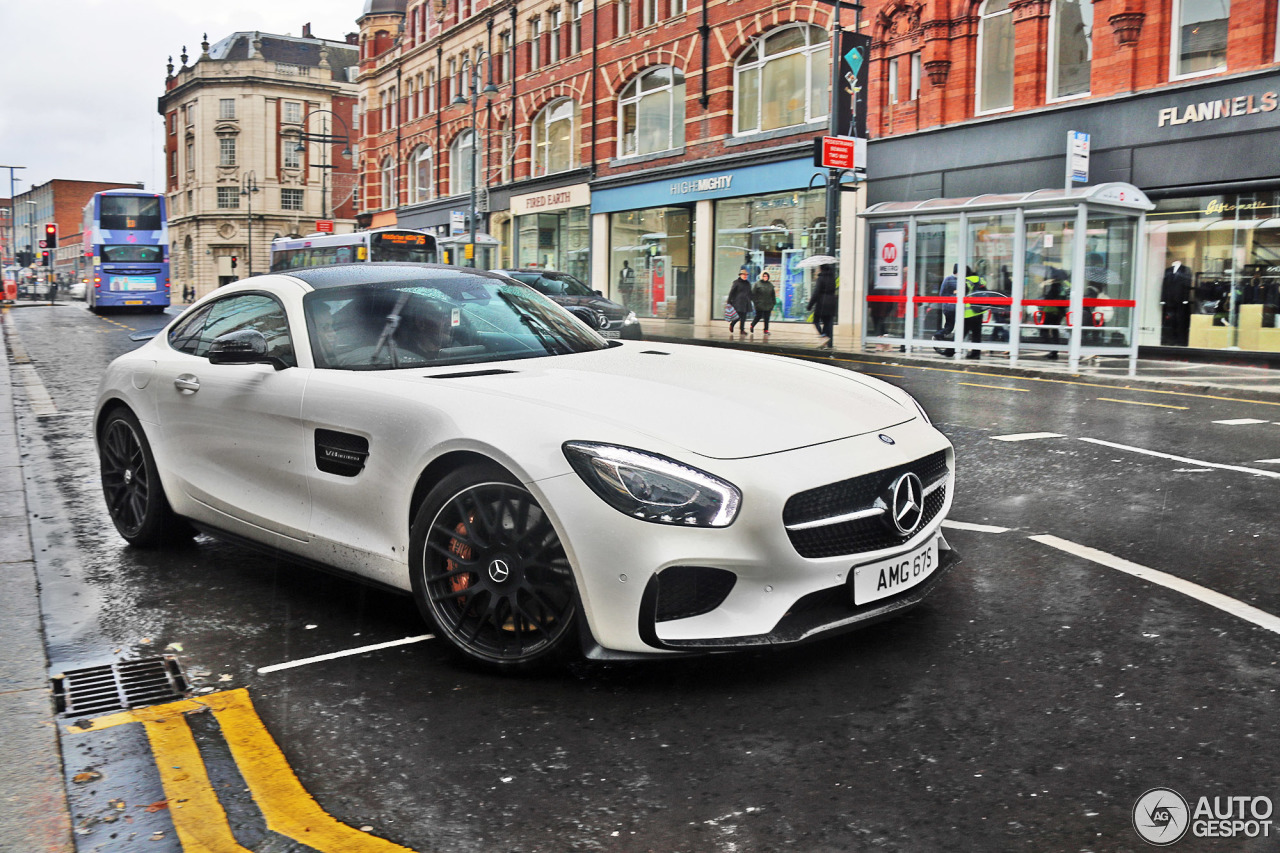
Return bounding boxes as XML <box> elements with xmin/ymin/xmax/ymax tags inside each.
<box><xmin>1050</xmin><ymin>0</ymin><xmax>1092</xmax><ymax>99</ymax></box>
<box><xmin>734</xmin><ymin>25</ymin><xmax>829</xmax><ymax>135</ymax></box>
<box><xmin>618</xmin><ymin>67</ymin><xmax>685</xmax><ymax>157</ymax></box>
<box><xmin>380</xmin><ymin>156</ymin><xmax>396</xmax><ymax>209</ymax></box>
<box><xmin>977</xmin><ymin>0</ymin><xmax>1014</xmax><ymax>113</ymax></box>
<box><xmin>409</xmin><ymin>145</ymin><xmax>433</xmax><ymax>203</ymax></box>
<box><xmin>450</xmin><ymin>130</ymin><xmax>475</xmax><ymax>195</ymax></box>
<box><xmin>532</xmin><ymin>99</ymin><xmax>577</xmax><ymax>176</ymax></box>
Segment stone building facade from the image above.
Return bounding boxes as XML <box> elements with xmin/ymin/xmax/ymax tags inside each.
<box><xmin>159</xmin><ymin>28</ymin><xmax>360</xmax><ymax>299</ymax></box>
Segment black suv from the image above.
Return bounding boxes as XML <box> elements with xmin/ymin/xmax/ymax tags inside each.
<box><xmin>494</xmin><ymin>269</ymin><xmax>643</xmax><ymax>340</ymax></box>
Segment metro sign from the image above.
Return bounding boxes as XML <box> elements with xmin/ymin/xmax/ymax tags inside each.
<box><xmin>881</xmin><ymin>242</ymin><xmax>898</xmax><ymax>264</ymax></box>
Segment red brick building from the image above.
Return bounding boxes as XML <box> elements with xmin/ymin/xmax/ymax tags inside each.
<box><xmin>861</xmin><ymin>0</ymin><xmax>1280</xmax><ymax>354</ymax></box>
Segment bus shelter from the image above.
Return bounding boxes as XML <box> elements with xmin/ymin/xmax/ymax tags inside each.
<box><xmin>861</xmin><ymin>183</ymin><xmax>1153</xmax><ymax>374</ymax></box>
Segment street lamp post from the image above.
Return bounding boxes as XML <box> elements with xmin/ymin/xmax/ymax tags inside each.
<box><xmin>0</xmin><ymin>165</ymin><xmax>26</xmax><ymax>281</ymax></box>
<box><xmin>452</xmin><ymin>51</ymin><xmax>498</xmax><ymax>268</ymax></box>
<box><xmin>293</xmin><ymin>109</ymin><xmax>352</xmax><ymax>223</ymax></box>
<box><xmin>241</xmin><ymin>172</ymin><xmax>259</xmax><ymax>277</ymax></box>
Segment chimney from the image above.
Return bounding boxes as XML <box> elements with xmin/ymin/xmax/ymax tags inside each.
<box><xmin>302</xmin><ymin>22</ymin><xmax>313</xmax><ymax>38</ymax></box>
<box><xmin>346</xmin><ymin>32</ymin><xmax>359</xmax><ymax>45</ymax></box>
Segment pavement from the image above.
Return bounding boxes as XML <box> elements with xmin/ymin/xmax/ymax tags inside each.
<box><xmin>638</xmin><ymin>318</ymin><xmax>1280</xmax><ymax>403</ymax></box>
<box><xmin>0</xmin><ymin>303</ymin><xmax>1278</xmax><ymax>853</ymax></box>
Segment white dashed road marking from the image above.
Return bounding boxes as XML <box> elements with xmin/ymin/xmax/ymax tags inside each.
<box><xmin>1078</xmin><ymin>437</ymin><xmax>1280</xmax><ymax>479</ymax></box>
<box><xmin>991</xmin><ymin>432</ymin><xmax>1065</xmax><ymax>442</ymax></box>
<box><xmin>1213</xmin><ymin>418</ymin><xmax>1269</xmax><ymax>425</ymax></box>
<box><xmin>1029</xmin><ymin>534</ymin><xmax>1280</xmax><ymax>636</ymax></box>
<box><xmin>942</xmin><ymin>520</ymin><xmax>1011</xmax><ymax>534</ymax></box>
<box><xmin>257</xmin><ymin>635</ymin><xmax>434</xmax><ymax>674</ymax></box>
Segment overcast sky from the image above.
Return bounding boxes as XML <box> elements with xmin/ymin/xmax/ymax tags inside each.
<box><xmin>0</xmin><ymin>1</ymin><xmax>365</xmax><ymax>198</ymax></box>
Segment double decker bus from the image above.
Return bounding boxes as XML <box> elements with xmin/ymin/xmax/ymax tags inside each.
<box><xmin>83</xmin><ymin>190</ymin><xmax>170</xmax><ymax>313</ymax></box>
<box><xmin>270</xmin><ymin>228</ymin><xmax>438</xmax><ymax>272</ymax></box>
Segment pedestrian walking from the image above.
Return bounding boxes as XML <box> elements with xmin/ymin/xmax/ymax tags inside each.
<box><xmin>726</xmin><ymin>270</ymin><xmax>753</xmax><ymax>336</ymax></box>
<box><xmin>808</xmin><ymin>264</ymin><xmax>837</xmax><ymax>347</ymax></box>
<box><xmin>750</xmin><ymin>271</ymin><xmax>776</xmax><ymax>335</ymax></box>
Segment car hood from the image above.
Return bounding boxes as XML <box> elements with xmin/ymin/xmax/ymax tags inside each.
<box><xmin>404</xmin><ymin>343</ymin><xmax>914</xmax><ymax>459</ymax></box>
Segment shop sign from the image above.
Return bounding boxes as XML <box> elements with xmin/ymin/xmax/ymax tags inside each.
<box><xmin>511</xmin><ymin>183</ymin><xmax>590</xmax><ymax>216</ymax></box>
<box><xmin>1157</xmin><ymin>92</ymin><xmax>1278</xmax><ymax>127</ymax></box>
<box><xmin>669</xmin><ymin>175</ymin><xmax>733</xmax><ymax>197</ymax></box>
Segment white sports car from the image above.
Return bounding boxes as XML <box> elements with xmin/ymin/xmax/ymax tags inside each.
<box><xmin>96</xmin><ymin>265</ymin><xmax>958</xmax><ymax>669</ymax></box>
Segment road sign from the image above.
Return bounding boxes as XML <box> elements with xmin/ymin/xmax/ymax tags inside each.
<box><xmin>814</xmin><ymin>136</ymin><xmax>866</xmax><ymax>170</ymax></box>
<box><xmin>315</xmin><ymin>220</ymin><xmax>334</xmax><ymax>233</ymax></box>
<box><xmin>38</xmin><ymin>240</ymin><xmax>47</xmax><ymax>249</ymax></box>
<box><xmin>1067</xmin><ymin>131</ymin><xmax>1090</xmax><ymax>186</ymax></box>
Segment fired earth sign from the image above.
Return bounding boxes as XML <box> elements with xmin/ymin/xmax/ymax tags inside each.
<box><xmin>1158</xmin><ymin>91</ymin><xmax>1278</xmax><ymax>127</ymax></box>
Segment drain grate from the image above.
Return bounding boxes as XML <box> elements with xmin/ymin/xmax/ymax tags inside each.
<box><xmin>52</xmin><ymin>655</ymin><xmax>189</xmax><ymax>717</ymax></box>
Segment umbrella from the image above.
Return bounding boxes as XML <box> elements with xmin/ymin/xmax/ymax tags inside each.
<box><xmin>796</xmin><ymin>254</ymin><xmax>838</xmax><ymax>268</ymax></box>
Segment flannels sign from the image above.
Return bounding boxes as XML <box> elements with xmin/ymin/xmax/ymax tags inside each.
<box><xmin>1158</xmin><ymin>92</ymin><xmax>1278</xmax><ymax>127</ymax></box>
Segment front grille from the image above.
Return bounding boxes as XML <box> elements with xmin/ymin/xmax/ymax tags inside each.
<box><xmin>52</xmin><ymin>656</ymin><xmax>188</xmax><ymax>717</ymax></box>
<box><xmin>654</xmin><ymin>566</ymin><xmax>737</xmax><ymax>622</ymax></box>
<box><xmin>783</xmin><ymin>451</ymin><xmax>949</xmax><ymax>559</ymax></box>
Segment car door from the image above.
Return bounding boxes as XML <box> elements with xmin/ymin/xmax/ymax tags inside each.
<box><xmin>153</xmin><ymin>291</ymin><xmax>312</xmax><ymax>542</ymax></box>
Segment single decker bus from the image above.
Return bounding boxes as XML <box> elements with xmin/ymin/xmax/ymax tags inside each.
<box><xmin>270</xmin><ymin>228</ymin><xmax>438</xmax><ymax>272</ymax></box>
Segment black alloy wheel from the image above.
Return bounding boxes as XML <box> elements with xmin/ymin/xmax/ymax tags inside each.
<box><xmin>410</xmin><ymin>464</ymin><xmax>579</xmax><ymax>669</ymax></box>
<box><xmin>99</xmin><ymin>408</ymin><xmax>184</xmax><ymax>547</ymax></box>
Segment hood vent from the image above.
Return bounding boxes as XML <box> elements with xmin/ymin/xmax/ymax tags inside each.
<box><xmin>427</xmin><ymin>369</ymin><xmax>518</xmax><ymax>379</ymax></box>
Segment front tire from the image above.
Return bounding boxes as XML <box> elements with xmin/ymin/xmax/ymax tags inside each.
<box><xmin>98</xmin><ymin>408</ymin><xmax>187</xmax><ymax>547</ymax></box>
<box><xmin>409</xmin><ymin>463</ymin><xmax>580</xmax><ymax>670</ymax></box>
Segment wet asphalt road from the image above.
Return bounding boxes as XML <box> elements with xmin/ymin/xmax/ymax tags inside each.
<box><xmin>6</xmin><ymin>301</ymin><xmax>1280</xmax><ymax>853</ymax></box>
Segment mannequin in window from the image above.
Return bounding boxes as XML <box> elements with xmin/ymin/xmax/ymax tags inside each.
<box><xmin>1161</xmin><ymin>259</ymin><xmax>1193</xmax><ymax>346</ymax></box>
<box><xmin>617</xmin><ymin>260</ymin><xmax>635</xmax><ymax>308</ymax></box>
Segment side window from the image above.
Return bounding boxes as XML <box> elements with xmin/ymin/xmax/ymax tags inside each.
<box><xmin>168</xmin><ymin>305</ymin><xmax>215</xmax><ymax>355</ymax></box>
<box><xmin>203</xmin><ymin>294</ymin><xmax>297</xmax><ymax>366</ymax></box>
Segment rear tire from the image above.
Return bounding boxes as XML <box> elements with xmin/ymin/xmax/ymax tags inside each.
<box><xmin>409</xmin><ymin>463</ymin><xmax>580</xmax><ymax>671</ymax></box>
<box><xmin>98</xmin><ymin>408</ymin><xmax>190</xmax><ymax>547</ymax></box>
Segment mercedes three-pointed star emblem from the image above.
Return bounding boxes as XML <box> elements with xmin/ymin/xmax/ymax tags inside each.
<box><xmin>885</xmin><ymin>472</ymin><xmax>924</xmax><ymax>536</ymax></box>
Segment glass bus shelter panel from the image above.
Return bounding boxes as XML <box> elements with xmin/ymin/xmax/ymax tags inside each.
<box><xmin>1081</xmin><ymin>216</ymin><xmax>1137</xmax><ymax>349</ymax></box>
<box><xmin>866</xmin><ymin>220</ymin><xmax>910</xmax><ymax>340</ymax></box>
<box><xmin>911</xmin><ymin>220</ymin><xmax>961</xmax><ymax>349</ymax></box>
<box><xmin>1019</xmin><ymin>218</ymin><xmax>1079</xmax><ymax>356</ymax></box>
<box><xmin>966</xmin><ymin>215</ymin><xmax>1017</xmax><ymax>350</ymax></box>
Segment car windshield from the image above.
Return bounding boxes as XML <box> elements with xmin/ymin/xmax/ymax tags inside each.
<box><xmin>508</xmin><ymin>271</ymin><xmax>594</xmax><ymax>298</ymax></box>
<box><xmin>304</xmin><ymin>274</ymin><xmax>609</xmax><ymax>370</ymax></box>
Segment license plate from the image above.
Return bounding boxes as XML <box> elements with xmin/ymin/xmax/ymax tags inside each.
<box><xmin>600</xmin><ymin>330</ymin><xmax>621</xmax><ymax>338</ymax></box>
<box><xmin>124</xmin><ymin>300</ymin><xmax>143</xmax><ymax>305</ymax></box>
<box><xmin>851</xmin><ymin>537</ymin><xmax>939</xmax><ymax>605</ymax></box>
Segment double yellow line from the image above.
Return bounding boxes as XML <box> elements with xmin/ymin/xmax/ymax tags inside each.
<box><xmin>67</xmin><ymin>689</ymin><xmax>416</xmax><ymax>853</ymax></box>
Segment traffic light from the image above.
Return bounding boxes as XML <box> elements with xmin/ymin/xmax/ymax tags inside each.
<box><xmin>16</xmin><ymin>250</ymin><xmax>32</xmax><ymax>267</ymax></box>
<box><xmin>230</xmin><ymin>255</ymin><xmax>238</xmax><ymax>269</ymax></box>
<box><xmin>45</xmin><ymin>223</ymin><xmax>57</xmax><ymax>248</ymax></box>
<box><xmin>41</xmin><ymin>250</ymin><xmax>50</xmax><ymax>267</ymax></box>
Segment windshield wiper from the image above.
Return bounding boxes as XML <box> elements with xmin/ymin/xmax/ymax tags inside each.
<box><xmin>498</xmin><ymin>292</ymin><xmax>570</xmax><ymax>355</ymax></box>
<box><xmin>370</xmin><ymin>292</ymin><xmax>410</xmax><ymax>367</ymax></box>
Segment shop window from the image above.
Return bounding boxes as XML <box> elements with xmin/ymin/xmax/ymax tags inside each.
<box><xmin>533</xmin><ymin>99</ymin><xmax>577</xmax><ymax>176</ymax></box>
<box><xmin>450</xmin><ymin>130</ymin><xmax>475</xmax><ymax>196</ymax></box>
<box><xmin>1172</xmin><ymin>0</ymin><xmax>1229</xmax><ymax>78</ymax></box>
<box><xmin>713</xmin><ymin>188</ymin><xmax>828</xmax><ymax>324</ymax></box>
<box><xmin>609</xmin><ymin>207</ymin><xmax>693</xmax><ymax>319</ymax></box>
<box><xmin>977</xmin><ymin>0</ymin><xmax>1014</xmax><ymax>113</ymax></box>
<box><xmin>734</xmin><ymin>24</ymin><xmax>829</xmax><ymax>135</ymax></box>
<box><xmin>618</xmin><ymin>67</ymin><xmax>686</xmax><ymax>157</ymax></box>
<box><xmin>410</xmin><ymin>145</ymin><xmax>433</xmax><ymax>203</ymax></box>
<box><xmin>380</xmin><ymin>156</ymin><xmax>396</xmax><ymax>208</ymax></box>
<box><xmin>1050</xmin><ymin>0</ymin><xmax>1093</xmax><ymax>100</ymax></box>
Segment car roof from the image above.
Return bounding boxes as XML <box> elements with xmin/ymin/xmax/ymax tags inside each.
<box><xmin>284</xmin><ymin>263</ymin><xmax>516</xmax><ymax>290</ymax></box>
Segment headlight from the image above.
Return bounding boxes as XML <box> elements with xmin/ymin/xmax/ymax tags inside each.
<box><xmin>563</xmin><ymin>442</ymin><xmax>741</xmax><ymax>527</ymax></box>
<box><xmin>622</xmin><ymin>311</ymin><xmax>638</xmax><ymax>325</ymax></box>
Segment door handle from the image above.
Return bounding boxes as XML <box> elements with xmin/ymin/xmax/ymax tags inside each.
<box><xmin>174</xmin><ymin>374</ymin><xmax>200</xmax><ymax>393</ymax></box>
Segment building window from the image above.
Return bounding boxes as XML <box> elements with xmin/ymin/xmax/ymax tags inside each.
<box><xmin>217</xmin><ymin>187</ymin><xmax>240</xmax><ymax>209</ymax></box>
<box><xmin>618</xmin><ymin>66</ymin><xmax>685</xmax><ymax>157</ymax></box>
<box><xmin>671</xmin><ymin>0</ymin><xmax>686</xmax><ymax>16</ymax></box>
<box><xmin>450</xmin><ymin>130</ymin><xmax>476</xmax><ymax>195</ymax></box>
<box><xmin>617</xmin><ymin>0</ymin><xmax>632</xmax><ymax>37</ymax></box>
<box><xmin>499</xmin><ymin>32</ymin><xmax>513</xmax><ymax>82</ymax></box>
<box><xmin>532</xmin><ymin>99</ymin><xmax>576</xmax><ymax>176</ymax></box>
<box><xmin>219</xmin><ymin>137</ymin><xmax>237</xmax><ymax>166</ymax></box>
<box><xmin>283</xmin><ymin>101</ymin><xmax>302</xmax><ymax>123</ymax></box>
<box><xmin>642</xmin><ymin>0</ymin><xmax>658</xmax><ymax>28</ymax></box>
<box><xmin>549</xmin><ymin>8</ymin><xmax>562</xmax><ymax>63</ymax></box>
<box><xmin>977</xmin><ymin>0</ymin><xmax>1014</xmax><ymax>113</ymax></box>
<box><xmin>1173</xmin><ymin>0</ymin><xmax>1229</xmax><ymax>78</ymax></box>
<box><xmin>911</xmin><ymin>52</ymin><xmax>922</xmax><ymax>100</ymax></box>
<box><xmin>169</xmin><ymin>151</ymin><xmax>178</xmax><ymax>178</ymax></box>
<box><xmin>185</xmin><ymin>140</ymin><xmax>194</xmax><ymax>171</ymax></box>
<box><xmin>570</xmin><ymin>2</ymin><xmax>582</xmax><ymax>54</ymax></box>
<box><xmin>281</xmin><ymin>188</ymin><xmax>304</xmax><ymax>211</ymax></box>
<box><xmin>283</xmin><ymin>140</ymin><xmax>301</xmax><ymax>169</ymax></box>
<box><xmin>381</xmin><ymin>156</ymin><xmax>396</xmax><ymax>208</ymax></box>
<box><xmin>417</xmin><ymin>73</ymin><xmax>426</xmax><ymax>116</ymax></box>
<box><xmin>1050</xmin><ymin>0</ymin><xmax>1092</xmax><ymax>99</ymax></box>
<box><xmin>448</xmin><ymin>60</ymin><xmax>457</xmax><ymax>101</ymax></box>
<box><xmin>530</xmin><ymin>18</ymin><xmax>543</xmax><ymax>71</ymax></box>
<box><xmin>734</xmin><ymin>25</ymin><xmax>829</xmax><ymax>134</ymax></box>
<box><xmin>888</xmin><ymin>56</ymin><xmax>900</xmax><ymax>105</ymax></box>
<box><xmin>410</xmin><ymin>145</ymin><xmax>434</xmax><ymax>203</ymax></box>
<box><xmin>168</xmin><ymin>112</ymin><xmax>176</xmax><ymax>134</ymax></box>
<box><xmin>219</xmin><ymin>98</ymin><xmax>236</xmax><ymax>119</ymax></box>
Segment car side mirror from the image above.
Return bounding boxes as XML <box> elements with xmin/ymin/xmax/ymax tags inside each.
<box><xmin>208</xmin><ymin>329</ymin><xmax>289</xmax><ymax>370</ymax></box>
<box><xmin>594</xmin><ymin>289</ymin><xmax>603</xmax><ymax>297</ymax></box>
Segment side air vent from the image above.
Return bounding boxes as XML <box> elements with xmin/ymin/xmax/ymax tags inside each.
<box><xmin>315</xmin><ymin>428</ymin><xmax>369</xmax><ymax>477</ymax></box>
